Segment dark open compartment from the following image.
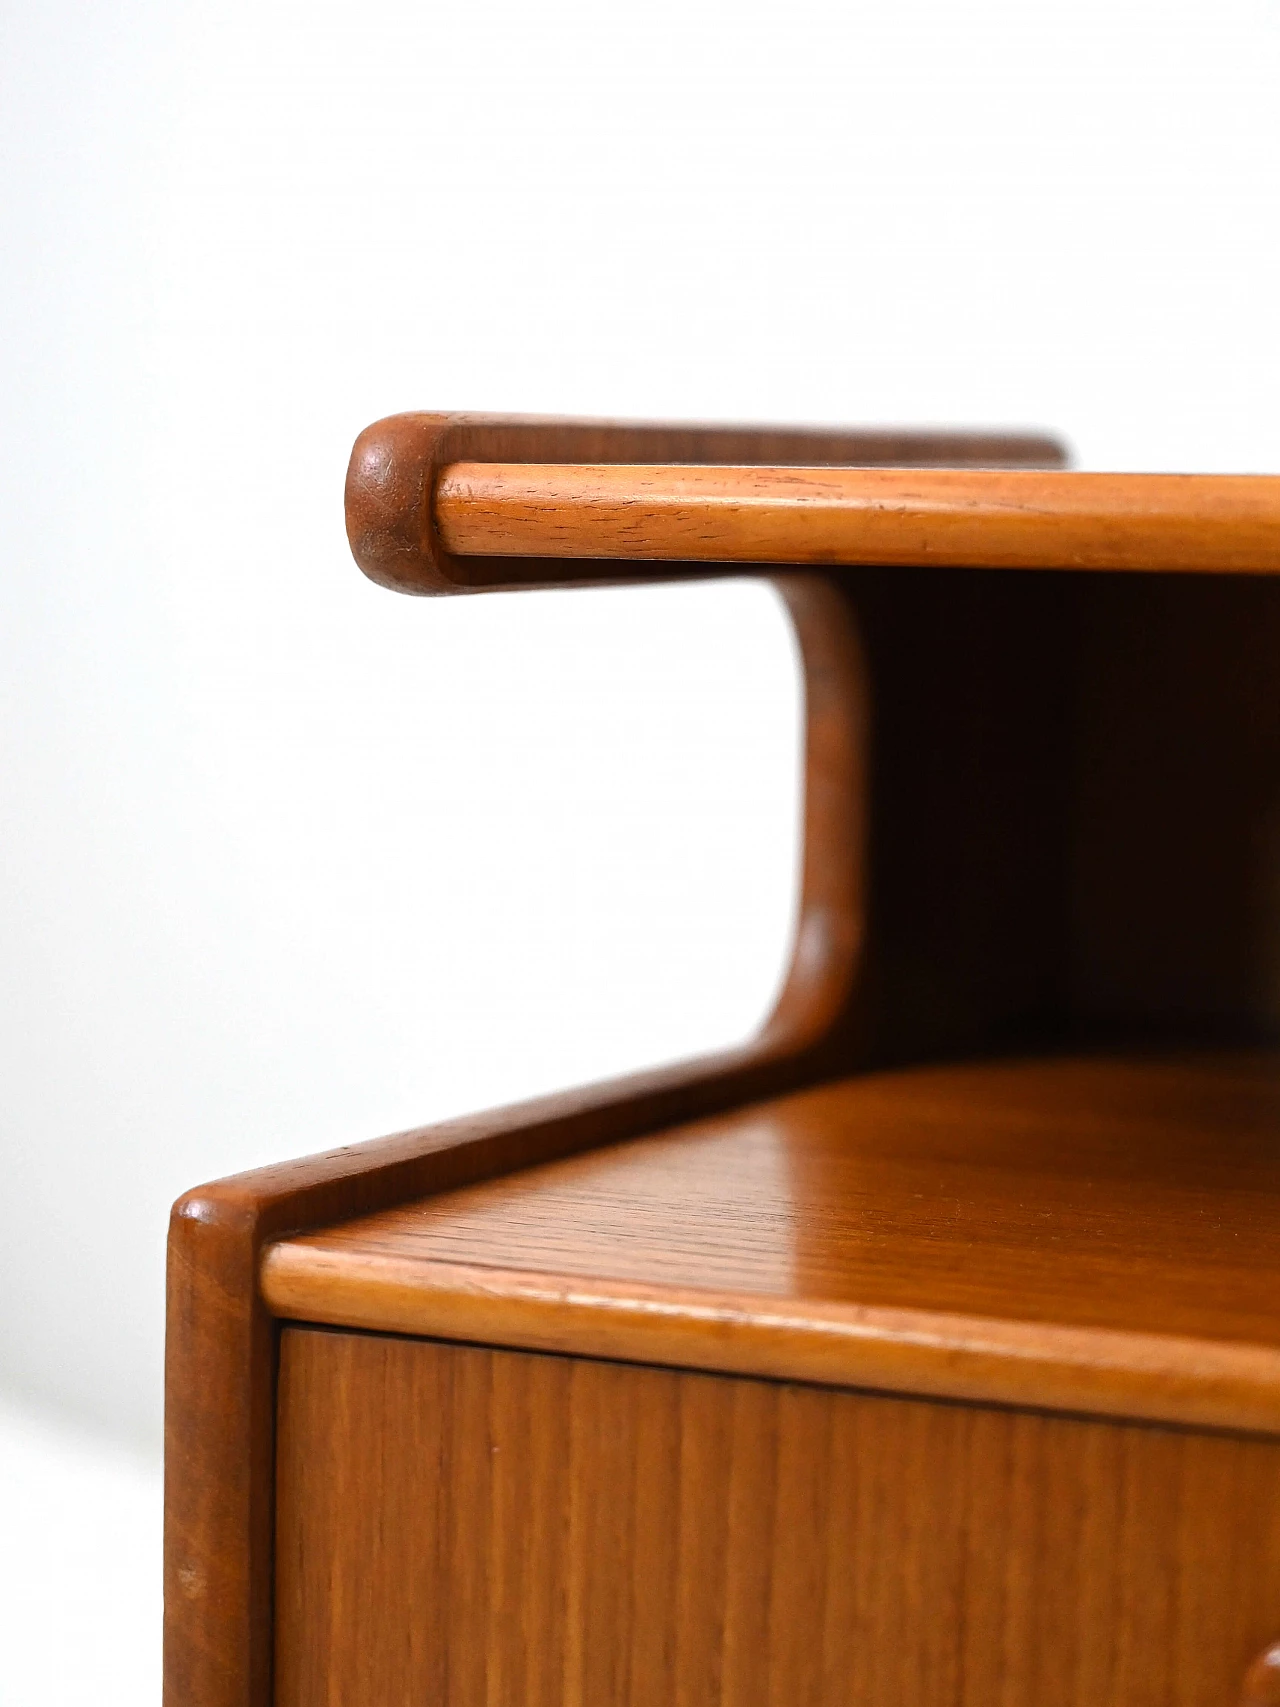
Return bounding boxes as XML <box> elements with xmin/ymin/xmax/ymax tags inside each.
<box><xmin>849</xmin><ymin>567</ymin><xmax>1280</xmax><ymax>1065</ymax></box>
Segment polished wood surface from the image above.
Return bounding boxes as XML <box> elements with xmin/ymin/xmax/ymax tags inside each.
<box><xmin>344</xmin><ymin>412</ymin><xmax>1066</xmax><ymax>594</ymax></box>
<box><xmin>1243</xmin><ymin>1644</ymin><xmax>1280</xmax><ymax>1706</ymax></box>
<box><xmin>276</xmin><ymin>1326</ymin><xmax>1280</xmax><ymax>1707</ymax></box>
<box><xmin>435</xmin><ymin>461</ymin><xmax>1280</xmax><ymax>575</ymax></box>
<box><xmin>264</xmin><ymin>1050</ymin><xmax>1280</xmax><ymax>1433</ymax></box>
<box><xmin>1249</xmin><ymin>1645</ymin><xmax>1280</xmax><ymax>1707</ymax></box>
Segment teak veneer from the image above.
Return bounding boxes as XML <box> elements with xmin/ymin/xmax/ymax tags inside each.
<box><xmin>275</xmin><ymin>1330</ymin><xmax>1280</xmax><ymax>1707</ymax></box>
<box><xmin>166</xmin><ymin>412</ymin><xmax>1280</xmax><ymax>1707</ymax></box>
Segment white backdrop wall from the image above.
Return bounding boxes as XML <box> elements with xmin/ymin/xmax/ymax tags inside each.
<box><xmin>2</xmin><ymin>0</ymin><xmax>1279</xmax><ymax>1461</ymax></box>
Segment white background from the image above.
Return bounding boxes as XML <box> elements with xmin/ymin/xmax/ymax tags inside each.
<box><xmin>2</xmin><ymin>0</ymin><xmax>1278</xmax><ymax>1699</ymax></box>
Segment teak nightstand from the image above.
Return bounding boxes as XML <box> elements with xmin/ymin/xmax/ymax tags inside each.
<box><xmin>166</xmin><ymin>414</ymin><xmax>1280</xmax><ymax>1707</ymax></box>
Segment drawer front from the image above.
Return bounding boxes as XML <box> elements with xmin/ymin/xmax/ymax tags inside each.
<box><xmin>275</xmin><ymin>1326</ymin><xmax>1280</xmax><ymax>1707</ymax></box>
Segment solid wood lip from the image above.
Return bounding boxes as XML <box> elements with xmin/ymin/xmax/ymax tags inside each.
<box><xmin>434</xmin><ymin>462</ymin><xmax>1280</xmax><ymax>574</ymax></box>
<box><xmin>260</xmin><ymin>1243</ymin><xmax>1280</xmax><ymax>1437</ymax></box>
<box><xmin>344</xmin><ymin>411</ymin><xmax>1069</xmax><ymax>594</ymax></box>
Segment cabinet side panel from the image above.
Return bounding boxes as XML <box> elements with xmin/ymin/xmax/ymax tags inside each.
<box><xmin>274</xmin><ymin>1328</ymin><xmax>1280</xmax><ymax>1707</ymax></box>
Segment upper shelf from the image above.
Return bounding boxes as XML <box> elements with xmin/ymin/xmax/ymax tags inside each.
<box><xmin>344</xmin><ymin>412</ymin><xmax>1280</xmax><ymax>593</ymax></box>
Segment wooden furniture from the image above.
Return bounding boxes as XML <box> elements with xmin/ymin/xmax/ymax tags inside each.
<box><xmin>165</xmin><ymin>413</ymin><xmax>1280</xmax><ymax>1707</ymax></box>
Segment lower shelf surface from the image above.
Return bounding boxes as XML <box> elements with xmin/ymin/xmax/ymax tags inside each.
<box><xmin>263</xmin><ymin>1050</ymin><xmax>1280</xmax><ymax>1432</ymax></box>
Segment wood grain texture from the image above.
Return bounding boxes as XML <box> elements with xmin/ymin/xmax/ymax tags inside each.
<box><xmin>434</xmin><ymin>462</ymin><xmax>1280</xmax><ymax>576</ymax></box>
<box><xmin>275</xmin><ymin>1326</ymin><xmax>1280</xmax><ymax>1707</ymax></box>
<box><xmin>1068</xmin><ymin>573</ymin><xmax>1280</xmax><ymax>1037</ymax></box>
<box><xmin>841</xmin><ymin>567</ymin><xmax>1280</xmax><ymax>1060</ymax></box>
<box><xmin>173</xmin><ymin>411</ymin><xmax>1280</xmax><ymax>1707</ymax></box>
<box><xmin>344</xmin><ymin>412</ymin><xmax>1066</xmax><ymax>593</ymax></box>
<box><xmin>263</xmin><ymin>1050</ymin><xmax>1280</xmax><ymax>1434</ymax></box>
<box><xmin>164</xmin><ymin>570</ymin><xmax>868</xmax><ymax>1707</ymax></box>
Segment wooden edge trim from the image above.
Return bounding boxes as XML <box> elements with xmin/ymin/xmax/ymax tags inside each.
<box><xmin>163</xmin><ymin>572</ymin><xmax>868</xmax><ymax>1707</ymax></box>
<box><xmin>343</xmin><ymin>412</ymin><xmax>1068</xmax><ymax>595</ymax></box>
<box><xmin>260</xmin><ymin>1246</ymin><xmax>1280</xmax><ymax>1440</ymax></box>
<box><xmin>165</xmin><ymin>1052</ymin><xmax>823</xmax><ymax>1707</ymax></box>
<box><xmin>162</xmin><ymin>1058</ymin><xmax>761</xmax><ymax>1707</ymax></box>
<box><xmin>434</xmin><ymin>463</ymin><xmax>1280</xmax><ymax>576</ymax></box>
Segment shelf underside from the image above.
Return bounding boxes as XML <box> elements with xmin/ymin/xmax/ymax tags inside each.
<box><xmin>263</xmin><ymin>1050</ymin><xmax>1280</xmax><ymax>1433</ymax></box>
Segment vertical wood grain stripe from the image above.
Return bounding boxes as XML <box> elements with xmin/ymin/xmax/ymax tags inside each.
<box><xmin>275</xmin><ymin>1329</ymin><xmax>1280</xmax><ymax>1707</ymax></box>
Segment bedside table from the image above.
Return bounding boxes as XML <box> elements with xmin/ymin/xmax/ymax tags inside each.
<box><xmin>166</xmin><ymin>413</ymin><xmax>1280</xmax><ymax>1707</ymax></box>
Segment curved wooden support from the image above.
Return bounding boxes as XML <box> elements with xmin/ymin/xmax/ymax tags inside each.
<box><xmin>166</xmin><ymin>409</ymin><xmax>1280</xmax><ymax>1707</ymax></box>
<box><xmin>163</xmin><ymin>568</ymin><xmax>870</xmax><ymax>1707</ymax></box>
